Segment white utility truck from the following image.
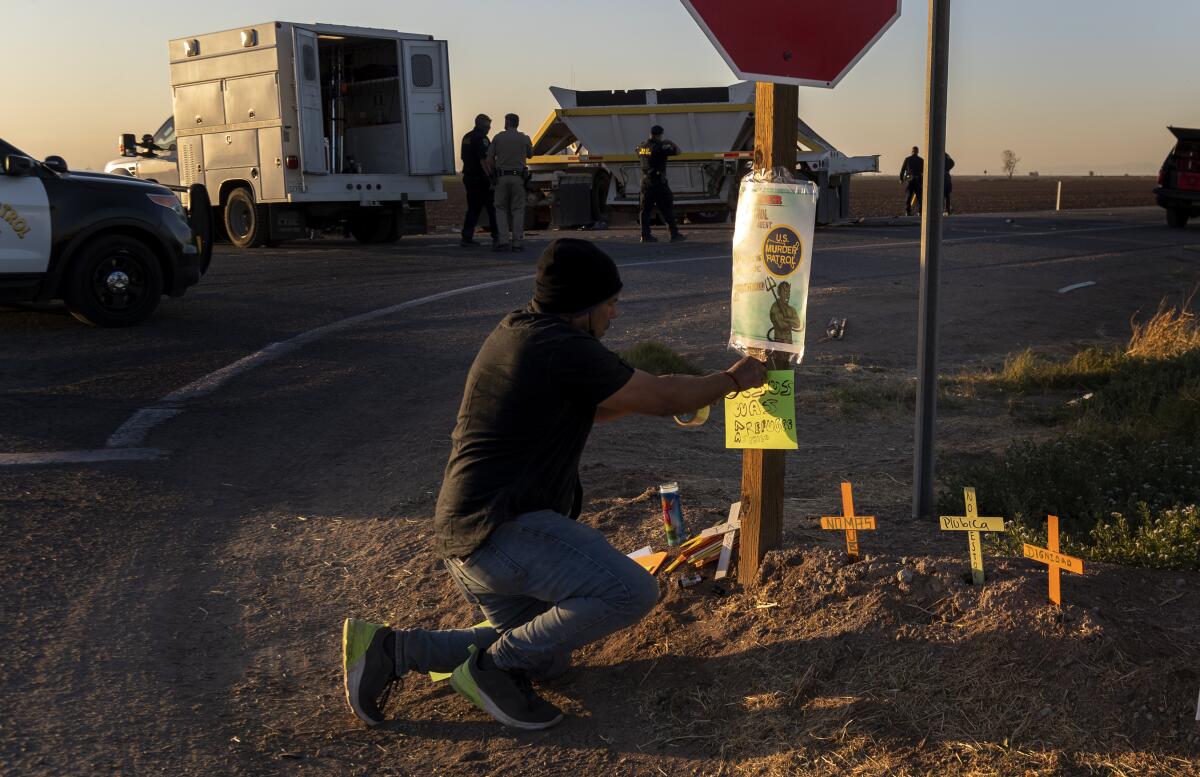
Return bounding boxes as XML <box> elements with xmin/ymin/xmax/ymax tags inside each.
<box><xmin>524</xmin><ymin>82</ymin><xmax>878</xmax><ymax>228</ymax></box>
<box><xmin>106</xmin><ymin>22</ymin><xmax>453</xmax><ymax>247</ymax></box>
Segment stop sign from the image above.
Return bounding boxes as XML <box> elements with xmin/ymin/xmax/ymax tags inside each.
<box><xmin>680</xmin><ymin>0</ymin><xmax>901</xmax><ymax>88</ymax></box>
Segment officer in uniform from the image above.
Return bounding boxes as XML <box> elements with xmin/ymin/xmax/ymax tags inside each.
<box><xmin>900</xmin><ymin>146</ymin><xmax>924</xmax><ymax>217</ymax></box>
<box><xmin>460</xmin><ymin>114</ymin><xmax>498</xmax><ymax>248</ymax></box>
<box><xmin>637</xmin><ymin>126</ymin><xmax>685</xmax><ymax>243</ymax></box>
<box><xmin>486</xmin><ymin>114</ymin><xmax>533</xmax><ymax>252</ymax></box>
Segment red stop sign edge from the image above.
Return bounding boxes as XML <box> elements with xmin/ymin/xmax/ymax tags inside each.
<box><xmin>680</xmin><ymin>0</ymin><xmax>902</xmax><ymax>88</ymax></box>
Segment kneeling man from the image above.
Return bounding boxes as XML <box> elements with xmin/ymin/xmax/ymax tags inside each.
<box><xmin>344</xmin><ymin>238</ymin><xmax>766</xmax><ymax>730</ymax></box>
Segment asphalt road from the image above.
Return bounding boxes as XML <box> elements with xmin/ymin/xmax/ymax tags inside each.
<box><xmin>4</xmin><ymin>207</ymin><xmax>1196</xmax><ymax>460</ymax></box>
<box><xmin>2</xmin><ymin>206</ymin><xmax>1199</xmax><ymax>774</ymax></box>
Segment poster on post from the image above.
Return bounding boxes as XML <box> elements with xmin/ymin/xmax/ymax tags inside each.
<box><xmin>728</xmin><ymin>178</ymin><xmax>819</xmax><ymax>360</ymax></box>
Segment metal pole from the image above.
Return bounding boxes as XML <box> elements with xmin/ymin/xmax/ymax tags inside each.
<box><xmin>913</xmin><ymin>0</ymin><xmax>951</xmax><ymax>520</ymax></box>
<box><xmin>1056</xmin><ymin>180</ymin><xmax>1062</xmax><ymax>211</ymax></box>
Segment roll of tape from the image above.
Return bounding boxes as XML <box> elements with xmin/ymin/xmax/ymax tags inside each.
<box><xmin>674</xmin><ymin>404</ymin><xmax>711</xmax><ymax>427</ymax></box>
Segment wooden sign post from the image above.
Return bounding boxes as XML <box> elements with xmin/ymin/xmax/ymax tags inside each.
<box><xmin>737</xmin><ymin>82</ymin><xmax>797</xmax><ymax>585</ymax></box>
<box><xmin>820</xmin><ymin>482</ymin><xmax>876</xmax><ymax>561</ymax></box>
<box><xmin>939</xmin><ymin>487</ymin><xmax>1005</xmax><ymax>585</ymax></box>
<box><xmin>1022</xmin><ymin>514</ymin><xmax>1084</xmax><ymax>606</ymax></box>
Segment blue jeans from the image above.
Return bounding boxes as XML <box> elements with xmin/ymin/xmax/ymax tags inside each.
<box><xmin>393</xmin><ymin>511</ymin><xmax>659</xmax><ymax>678</ymax></box>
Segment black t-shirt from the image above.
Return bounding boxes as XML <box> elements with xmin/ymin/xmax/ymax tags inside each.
<box><xmin>460</xmin><ymin>128</ymin><xmax>490</xmax><ymax>179</ymax></box>
<box><xmin>637</xmin><ymin>138</ymin><xmax>678</xmax><ymax>179</ymax></box>
<box><xmin>432</xmin><ymin>307</ymin><xmax>635</xmax><ymax>557</ymax></box>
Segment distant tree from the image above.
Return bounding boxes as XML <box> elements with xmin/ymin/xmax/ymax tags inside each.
<box><xmin>1002</xmin><ymin>149</ymin><xmax>1020</xmax><ymax>179</ymax></box>
<box><xmin>1089</xmin><ymin>170</ymin><xmax>1095</xmax><ymax>177</ymax></box>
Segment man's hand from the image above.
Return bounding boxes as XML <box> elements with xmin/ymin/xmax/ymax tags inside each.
<box><xmin>725</xmin><ymin>356</ymin><xmax>768</xmax><ymax>392</ymax></box>
<box><xmin>598</xmin><ymin>356</ymin><xmax>770</xmax><ymax>419</ymax></box>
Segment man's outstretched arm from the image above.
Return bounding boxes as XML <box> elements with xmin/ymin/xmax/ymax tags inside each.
<box><xmin>597</xmin><ymin>356</ymin><xmax>767</xmax><ymax>420</ymax></box>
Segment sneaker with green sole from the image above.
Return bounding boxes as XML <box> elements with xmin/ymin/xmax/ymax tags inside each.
<box><xmin>342</xmin><ymin>618</ymin><xmax>400</xmax><ymax>727</ymax></box>
<box><xmin>449</xmin><ymin>645</ymin><xmax>563</xmax><ymax>730</ymax></box>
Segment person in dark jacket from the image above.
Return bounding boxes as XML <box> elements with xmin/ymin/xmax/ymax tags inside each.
<box><xmin>636</xmin><ymin>125</ymin><xmax>685</xmax><ymax>243</ymax></box>
<box><xmin>460</xmin><ymin>114</ymin><xmax>498</xmax><ymax>248</ymax></box>
<box><xmin>900</xmin><ymin>146</ymin><xmax>924</xmax><ymax>217</ymax></box>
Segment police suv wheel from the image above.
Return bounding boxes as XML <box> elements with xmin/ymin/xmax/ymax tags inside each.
<box><xmin>64</xmin><ymin>235</ymin><xmax>164</xmax><ymax>327</ymax></box>
<box><xmin>223</xmin><ymin>188</ymin><xmax>268</xmax><ymax>248</ymax></box>
<box><xmin>1166</xmin><ymin>207</ymin><xmax>1189</xmax><ymax>229</ymax></box>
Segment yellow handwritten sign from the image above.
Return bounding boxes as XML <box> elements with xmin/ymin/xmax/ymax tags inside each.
<box><xmin>1022</xmin><ymin>545</ymin><xmax>1084</xmax><ymax>575</ymax></box>
<box><xmin>820</xmin><ymin>482</ymin><xmax>876</xmax><ymax>561</ymax></box>
<box><xmin>939</xmin><ymin>515</ymin><xmax>1005</xmax><ymax>532</ymax></box>
<box><xmin>724</xmin><ymin>370</ymin><xmax>797</xmax><ymax>449</ymax></box>
<box><xmin>820</xmin><ymin>516</ymin><xmax>877</xmax><ymax>531</ymax></box>
<box><xmin>939</xmin><ymin>487</ymin><xmax>1006</xmax><ymax>586</ymax></box>
<box><xmin>1023</xmin><ymin>515</ymin><xmax>1084</xmax><ymax>606</ymax></box>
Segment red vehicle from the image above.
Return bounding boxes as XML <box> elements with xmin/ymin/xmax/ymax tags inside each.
<box><xmin>1155</xmin><ymin>126</ymin><xmax>1200</xmax><ymax>228</ymax></box>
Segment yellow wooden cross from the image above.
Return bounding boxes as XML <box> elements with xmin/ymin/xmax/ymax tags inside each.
<box><xmin>1023</xmin><ymin>514</ymin><xmax>1084</xmax><ymax>606</ymax></box>
<box><xmin>939</xmin><ymin>487</ymin><xmax>1005</xmax><ymax>585</ymax></box>
<box><xmin>820</xmin><ymin>482</ymin><xmax>875</xmax><ymax>561</ymax></box>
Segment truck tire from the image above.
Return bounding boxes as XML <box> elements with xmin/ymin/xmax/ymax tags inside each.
<box><xmin>223</xmin><ymin>187</ymin><xmax>269</xmax><ymax>248</ymax></box>
<box><xmin>349</xmin><ymin>208</ymin><xmax>399</xmax><ymax>244</ymax></box>
<box><xmin>188</xmin><ymin>184</ymin><xmax>214</xmax><ymax>274</ymax></box>
<box><xmin>64</xmin><ymin>235</ymin><xmax>164</xmax><ymax>327</ymax></box>
<box><xmin>1166</xmin><ymin>207</ymin><xmax>1189</xmax><ymax>229</ymax></box>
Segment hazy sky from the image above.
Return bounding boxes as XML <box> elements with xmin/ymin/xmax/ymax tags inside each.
<box><xmin>5</xmin><ymin>0</ymin><xmax>1199</xmax><ymax>176</ymax></box>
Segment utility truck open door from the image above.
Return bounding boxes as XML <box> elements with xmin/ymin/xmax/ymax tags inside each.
<box><xmin>400</xmin><ymin>40</ymin><xmax>453</xmax><ymax>175</ymax></box>
<box><xmin>293</xmin><ymin>27</ymin><xmax>328</xmax><ymax>175</ymax></box>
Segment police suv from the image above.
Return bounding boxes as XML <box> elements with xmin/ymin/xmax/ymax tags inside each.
<box><xmin>0</xmin><ymin>136</ymin><xmax>209</xmax><ymax>326</ymax></box>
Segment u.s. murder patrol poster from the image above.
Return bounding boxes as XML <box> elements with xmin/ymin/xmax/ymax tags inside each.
<box><xmin>728</xmin><ymin>179</ymin><xmax>818</xmax><ymax>361</ymax></box>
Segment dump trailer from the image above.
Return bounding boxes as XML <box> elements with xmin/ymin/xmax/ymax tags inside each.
<box><xmin>524</xmin><ymin>82</ymin><xmax>878</xmax><ymax>229</ymax></box>
<box><xmin>109</xmin><ymin>22</ymin><xmax>454</xmax><ymax>247</ymax></box>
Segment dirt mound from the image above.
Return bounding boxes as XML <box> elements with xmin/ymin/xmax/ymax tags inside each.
<box><xmin>348</xmin><ymin>489</ymin><xmax>1199</xmax><ymax>776</ymax></box>
<box><xmin>128</xmin><ymin>487</ymin><xmax>1197</xmax><ymax>776</ymax></box>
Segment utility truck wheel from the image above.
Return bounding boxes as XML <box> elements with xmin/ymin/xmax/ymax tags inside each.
<box><xmin>64</xmin><ymin>235</ymin><xmax>163</xmax><ymax>327</ymax></box>
<box><xmin>224</xmin><ymin>188</ymin><xmax>269</xmax><ymax>248</ymax></box>
<box><xmin>350</xmin><ymin>209</ymin><xmax>399</xmax><ymax>244</ymax></box>
<box><xmin>1166</xmin><ymin>207</ymin><xmax>1189</xmax><ymax>229</ymax></box>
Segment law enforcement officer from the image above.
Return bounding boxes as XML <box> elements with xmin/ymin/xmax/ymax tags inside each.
<box><xmin>900</xmin><ymin>146</ymin><xmax>924</xmax><ymax>217</ymax></box>
<box><xmin>486</xmin><ymin>114</ymin><xmax>533</xmax><ymax>252</ymax></box>
<box><xmin>637</xmin><ymin>126</ymin><xmax>685</xmax><ymax>243</ymax></box>
<box><xmin>460</xmin><ymin>114</ymin><xmax>498</xmax><ymax>248</ymax></box>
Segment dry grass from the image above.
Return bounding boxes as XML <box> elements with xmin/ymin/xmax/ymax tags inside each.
<box><xmin>1127</xmin><ymin>298</ymin><xmax>1200</xmax><ymax>359</ymax></box>
<box><xmin>949</xmin><ymin>296</ymin><xmax>1200</xmax><ymax>394</ymax></box>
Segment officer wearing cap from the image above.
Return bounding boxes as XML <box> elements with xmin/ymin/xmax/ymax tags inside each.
<box><xmin>636</xmin><ymin>125</ymin><xmax>685</xmax><ymax>244</ymax></box>
<box><xmin>341</xmin><ymin>238</ymin><xmax>767</xmax><ymax>731</ymax></box>
<box><xmin>460</xmin><ymin>114</ymin><xmax>498</xmax><ymax>248</ymax></box>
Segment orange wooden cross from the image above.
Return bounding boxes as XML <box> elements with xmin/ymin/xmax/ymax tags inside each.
<box><xmin>820</xmin><ymin>482</ymin><xmax>876</xmax><ymax>561</ymax></box>
<box><xmin>1022</xmin><ymin>514</ymin><xmax>1084</xmax><ymax>606</ymax></box>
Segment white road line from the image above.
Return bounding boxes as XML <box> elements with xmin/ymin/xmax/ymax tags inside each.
<box><xmin>1057</xmin><ymin>281</ymin><xmax>1097</xmax><ymax>294</ymax></box>
<box><xmin>105</xmin><ymin>408</ymin><xmax>182</xmax><ymax>448</ymax></box>
<box><xmin>0</xmin><ymin>448</ymin><xmax>164</xmax><ymax>466</ymax></box>
<box><xmin>5</xmin><ymin>220</ymin><xmax>1168</xmax><ymax>465</ymax></box>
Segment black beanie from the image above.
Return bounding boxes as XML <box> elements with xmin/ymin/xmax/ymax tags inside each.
<box><xmin>532</xmin><ymin>238</ymin><xmax>623</xmax><ymax>315</ymax></box>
